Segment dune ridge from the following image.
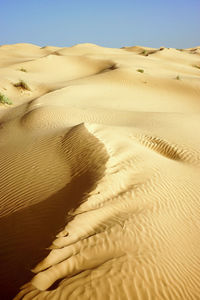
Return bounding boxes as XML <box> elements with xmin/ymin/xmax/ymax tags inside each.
<box><xmin>0</xmin><ymin>43</ymin><xmax>200</xmax><ymax>299</ymax></box>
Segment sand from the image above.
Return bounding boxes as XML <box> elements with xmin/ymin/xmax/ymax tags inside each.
<box><xmin>0</xmin><ymin>43</ymin><xmax>200</xmax><ymax>299</ymax></box>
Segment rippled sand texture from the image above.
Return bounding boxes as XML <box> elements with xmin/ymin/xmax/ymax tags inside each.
<box><xmin>0</xmin><ymin>43</ymin><xmax>200</xmax><ymax>299</ymax></box>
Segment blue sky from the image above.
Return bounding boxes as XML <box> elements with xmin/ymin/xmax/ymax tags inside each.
<box><xmin>0</xmin><ymin>0</ymin><xmax>199</xmax><ymax>48</ymax></box>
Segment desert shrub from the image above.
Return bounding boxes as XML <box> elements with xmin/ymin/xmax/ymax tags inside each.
<box><xmin>176</xmin><ymin>75</ymin><xmax>180</xmax><ymax>80</ymax></box>
<box><xmin>0</xmin><ymin>93</ymin><xmax>12</xmax><ymax>105</ymax></box>
<box><xmin>13</xmin><ymin>80</ymin><xmax>31</xmax><ymax>91</ymax></box>
<box><xmin>19</xmin><ymin>68</ymin><xmax>27</xmax><ymax>72</ymax></box>
<box><xmin>137</xmin><ymin>69</ymin><xmax>144</xmax><ymax>73</ymax></box>
<box><xmin>140</xmin><ymin>50</ymin><xmax>148</xmax><ymax>56</ymax></box>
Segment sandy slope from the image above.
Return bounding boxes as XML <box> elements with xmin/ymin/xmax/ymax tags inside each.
<box><xmin>0</xmin><ymin>43</ymin><xmax>200</xmax><ymax>300</ymax></box>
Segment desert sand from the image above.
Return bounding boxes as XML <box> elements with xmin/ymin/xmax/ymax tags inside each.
<box><xmin>0</xmin><ymin>43</ymin><xmax>200</xmax><ymax>299</ymax></box>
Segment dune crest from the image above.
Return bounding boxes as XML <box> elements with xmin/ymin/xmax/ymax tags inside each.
<box><xmin>0</xmin><ymin>43</ymin><xmax>200</xmax><ymax>300</ymax></box>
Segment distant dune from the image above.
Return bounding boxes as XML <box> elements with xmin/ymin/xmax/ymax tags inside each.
<box><xmin>0</xmin><ymin>43</ymin><xmax>200</xmax><ymax>299</ymax></box>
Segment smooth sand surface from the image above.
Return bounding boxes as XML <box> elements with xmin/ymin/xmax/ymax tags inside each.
<box><xmin>0</xmin><ymin>43</ymin><xmax>200</xmax><ymax>299</ymax></box>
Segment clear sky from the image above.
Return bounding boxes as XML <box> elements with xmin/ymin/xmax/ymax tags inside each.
<box><xmin>0</xmin><ymin>0</ymin><xmax>199</xmax><ymax>48</ymax></box>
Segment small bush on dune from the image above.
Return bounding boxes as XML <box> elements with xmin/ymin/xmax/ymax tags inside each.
<box><xmin>0</xmin><ymin>93</ymin><xmax>12</xmax><ymax>105</ymax></box>
<box><xmin>19</xmin><ymin>68</ymin><xmax>27</xmax><ymax>72</ymax></box>
<box><xmin>13</xmin><ymin>80</ymin><xmax>31</xmax><ymax>91</ymax></box>
<box><xmin>176</xmin><ymin>75</ymin><xmax>181</xmax><ymax>80</ymax></box>
<box><xmin>140</xmin><ymin>50</ymin><xmax>148</xmax><ymax>56</ymax></box>
<box><xmin>137</xmin><ymin>69</ymin><xmax>144</xmax><ymax>73</ymax></box>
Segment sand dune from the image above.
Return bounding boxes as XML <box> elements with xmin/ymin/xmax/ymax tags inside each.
<box><xmin>0</xmin><ymin>43</ymin><xmax>200</xmax><ymax>299</ymax></box>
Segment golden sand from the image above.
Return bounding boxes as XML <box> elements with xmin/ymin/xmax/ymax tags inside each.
<box><xmin>0</xmin><ymin>43</ymin><xmax>200</xmax><ymax>299</ymax></box>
